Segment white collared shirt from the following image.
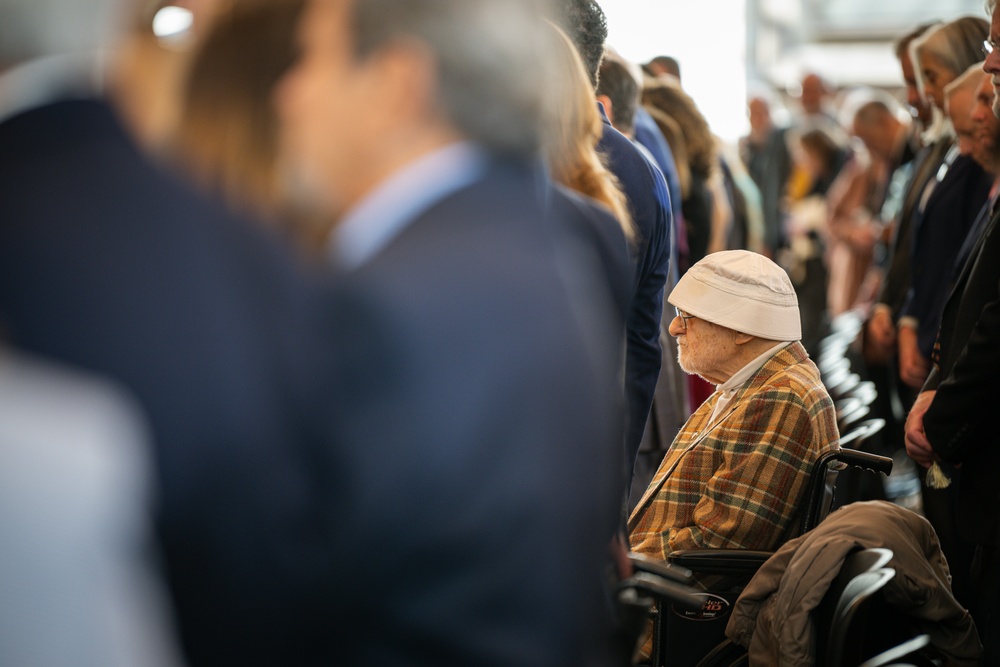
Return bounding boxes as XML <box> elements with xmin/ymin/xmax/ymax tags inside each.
<box><xmin>708</xmin><ymin>342</ymin><xmax>791</xmax><ymax>425</ymax></box>
<box><xmin>329</xmin><ymin>142</ymin><xmax>489</xmax><ymax>271</ymax></box>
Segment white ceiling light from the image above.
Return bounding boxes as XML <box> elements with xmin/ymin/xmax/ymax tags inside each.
<box><xmin>152</xmin><ymin>5</ymin><xmax>194</xmax><ymax>41</ymax></box>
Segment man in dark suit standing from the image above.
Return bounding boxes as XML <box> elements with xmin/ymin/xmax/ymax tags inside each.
<box><xmin>554</xmin><ymin>0</ymin><xmax>674</xmax><ymax>498</ymax></box>
<box><xmin>906</xmin><ymin>3</ymin><xmax>1000</xmax><ymax>659</ymax></box>
<box><xmin>276</xmin><ymin>0</ymin><xmax>624</xmax><ymax>664</ymax></box>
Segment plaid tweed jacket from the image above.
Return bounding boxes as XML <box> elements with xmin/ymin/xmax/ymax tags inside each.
<box><xmin>628</xmin><ymin>342</ymin><xmax>839</xmax><ymax>560</ymax></box>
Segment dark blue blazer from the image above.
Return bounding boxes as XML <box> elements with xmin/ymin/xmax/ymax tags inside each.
<box><xmin>598</xmin><ymin>111</ymin><xmax>673</xmax><ymax>489</ymax></box>
<box><xmin>0</xmin><ymin>99</ymin><xmax>331</xmax><ymax>665</ymax></box>
<box><xmin>548</xmin><ymin>183</ymin><xmax>634</xmax><ymax>325</ymax></box>
<box><xmin>315</xmin><ymin>160</ymin><xmax>626</xmax><ymax>666</ymax></box>
<box><xmin>901</xmin><ymin>153</ymin><xmax>992</xmax><ymax>358</ymax></box>
<box><xmin>634</xmin><ymin>106</ymin><xmax>683</xmax><ymax>228</ymax></box>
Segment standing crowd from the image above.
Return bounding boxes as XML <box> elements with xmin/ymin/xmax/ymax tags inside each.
<box><xmin>1</xmin><ymin>0</ymin><xmax>999</xmax><ymax>664</ymax></box>
<box><xmin>743</xmin><ymin>9</ymin><xmax>1000</xmax><ymax>664</ymax></box>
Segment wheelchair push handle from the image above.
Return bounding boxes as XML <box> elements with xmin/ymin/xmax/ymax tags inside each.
<box><xmin>619</xmin><ymin>572</ymin><xmax>704</xmax><ymax>611</ymax></box>
<box><xmin>629</xmin><ymin>552</ymin><xmax>694</xmax><ymax>584</ymax></box>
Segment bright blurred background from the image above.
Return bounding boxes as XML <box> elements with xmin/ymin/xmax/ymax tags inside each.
<box><xmin>599</xmin><ymin>0</ymin><xmax>989</xmax><ymax>141</ymax></box>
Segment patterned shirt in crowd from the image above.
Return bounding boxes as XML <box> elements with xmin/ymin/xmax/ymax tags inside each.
<box><xmin>628</xmin><ymin>342</ymin><xmax>839</xmax><ymax>562</ymax></box>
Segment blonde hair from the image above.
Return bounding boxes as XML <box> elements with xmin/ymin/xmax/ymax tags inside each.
<box><xmin>543</xmin><ymin>22</ymin><xmax>636</xmax><ymax>243</ymax></box>
<box><xmin>174</xmin><ymin>0</ymin><xmax>304</xmax><ymax>222</ymax></box>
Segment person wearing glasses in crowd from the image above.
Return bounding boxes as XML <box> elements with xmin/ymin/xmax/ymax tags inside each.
<box><xmin>906</xmin><ymin>4</ymin><xmax>1000</xmax><ymax>660</ymax></box>
<box><xmin>629</xmin><ymin>250</ymin><xmax>839</xmax><ymax>567</ymax></box>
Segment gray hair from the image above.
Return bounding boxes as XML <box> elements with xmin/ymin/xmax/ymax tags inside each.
<box><xmin>0</xmin><ymin>0</ymin><xmax>123</xmax><ymax>67</ymax></box>
<box><xmin>349</xmin><ymin>0</ymin><xmax>559</xmax><ymax>157</ymax></box>
<box><xmin>911</xmin><ymin>16</ymin><xmax>989</xmax><ymax>81</ymax></box>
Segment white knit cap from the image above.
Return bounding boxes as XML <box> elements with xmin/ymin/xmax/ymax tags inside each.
<box><xmin>668</xmin><ymin>250</ymin><xmax>801</xmax><ymax>341</ymax></box>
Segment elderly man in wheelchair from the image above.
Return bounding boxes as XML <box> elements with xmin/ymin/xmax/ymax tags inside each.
<box><xmin>622</xmin><ymin>251</ymin><xmax>978</xmax><ymax>666</ymax></box>
<box><xmin>626</xmin><ymin>250</ymin><xmax>839</xmax><ymax>659</ymax></box>
<box><xmin>629</xmin><ymin>250</ymin><xmax>839</xmax><ymax>564</ymax></box>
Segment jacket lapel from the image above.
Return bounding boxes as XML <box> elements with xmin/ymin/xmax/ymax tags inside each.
<box><xmin>951</xmin><ymin>207</ymin><xmax>999</xmax><ymax>304</ymax></box>
<box><xmin>629</xmin><ymin>394</ymin><xmax>717</xmax><ymax>521</ymax></box>
<box><xmin>628</xmin><ymin>343</ymin><xmax>809</xmax><ymax>525</ymax></box>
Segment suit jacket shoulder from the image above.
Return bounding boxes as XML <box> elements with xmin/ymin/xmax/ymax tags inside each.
<box><xmin>324</xmin><ymin>160</ymin><xmax>625</xmax><ymax>666</ymax></box>
<box><xmin>548</xmin><ymin>183</ymin><xmax>633</xmax><ymax>325</ymax></box>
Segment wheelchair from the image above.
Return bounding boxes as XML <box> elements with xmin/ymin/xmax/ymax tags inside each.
<box><xmin>692</xmin><ymin>547</ymin><xmax>937</xmax><ymax>667</ymax></box>
<box><xmin>621</xmin><ymin>446</ymin><xmax>897</xmax><ymax>666</ymax></box>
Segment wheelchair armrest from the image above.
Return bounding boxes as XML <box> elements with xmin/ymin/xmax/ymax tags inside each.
<box><xmin>629</xmin><ymin>552</ymin><xmax>694</xmax><ymax>584</ymax></box>
<box><xmin>619</xmin><ymin>572</ymin><xmax>704</xmax><ymax>610</ymax></box>
<box><xmin>667</xmin><ymin>549</ymin><xmax>772</xmax><ymax>575</ymax></box>
<box><xmin>835</xmin><ymin>447</ymin><xmax>893</xmax><ymax>476</ymax></box>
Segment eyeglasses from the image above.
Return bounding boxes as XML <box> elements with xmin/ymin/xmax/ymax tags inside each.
<box><xmin>674</xmin><ymin>307</ymin><xmax>696</xmax><ymax>331</ymax></box>
<box><xmin>983</xmin><ymin>38</ymin><xmax>999</xmax><ymax>57</ymax></box>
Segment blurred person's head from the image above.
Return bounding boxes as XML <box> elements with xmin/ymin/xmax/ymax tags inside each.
<box><xmin>0</xmin><ymin>0</ymin><xmax>125</xmax><ymax>68</ymax></box>
<box><xmin>552</xmin><ymin>0</ymin><xmax>607</xmax><ymax>89</ymax></box>
<box><xmin>799</xmin><ymin>73</ymin><xmax>830</xmax><ymax>116</ymax></box>
<box><xmin>747</xmin><ymin>96</ymin><xmax>775</xmax><ymax>142</ymax></box>
<box><xmin>543</xmin><ymin>22</ymin><xmax>634</xmax><ymax>242</ymax></box>
<box><xmin>277</xmin><ymin>0</ymin><xmax>558</xmax><ymax>216</ymax></box>
<box><xmin>167</xmin><ymin>0</ymin><xmax>234</xmax><ymax>36</ymax></box>
<box><xmin>175</xmin><ymin>0</ymin><xmax>307</xmax><ymax>228</ymax></box>
<box><xmin>646</xmin><ymin>55</ymin><xmax>680</xmax><ymax>83</ymax></box>
<box><xmin>893</xmin><ymin>22</ymin><xmax>940</xmax><ymax>126</ymax></box>
<box><xmin>596</xmin><ymin>56</ymin><xmax>639</xmax><ymax>137</ymax></box>
<box><xmin>850</xmin><ymin>92</ymin><xmax>908</xmax><ymax>162</ymax></box>
<box><xmin>643</xmin><ymin>79</ymin><xmax>715</xmax><ymax>180</ymax></box>
<box><xmin>945</xmin><ymin>64</ymin><xmax>987</xmax><ymax>165</ymax></box>
<box><xmin>795</xmin><ymin>126</ymin><xmax>846</xmax><ymax>183</ymax></box>
<box><xmin>984</xmin><ymin>0</ymin><xmax>1000</xmax><ymax>116</ymax></box>
<box><xmin>911</xmin><ymin>16</ymin><xmax>988</xmax><ymax>111</ymax></box>
<box><xmin>110</xmin><ymin>1</ymin><xmax>252</xmax><ymax>154</ymax></box>
<box><xmin>972</xmin><ymin>68</ymin><xmax>1000</xmax><ymax>173</ymax></box>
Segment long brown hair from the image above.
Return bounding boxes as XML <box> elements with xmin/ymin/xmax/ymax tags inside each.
<box><xmin>542</xmin><ymin>22</ymin><xmax>635</xmax><ymax>243</ymax></box>
<box><xmin>174</xmin><ymin>0</ymin><xmax>304</xmax><ymax>223</ymax></box>
<box><xmin>643</xmin><ymin>79</ymin><xmax>716</xmax><ymax>181</ymax></box>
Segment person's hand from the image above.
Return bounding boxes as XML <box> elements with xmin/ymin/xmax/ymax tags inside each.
<box><xmin>904</xmin><ymin>390</ymin><xmax>937</xmax><ymax>468</ymax></box>
<box><xmin>898</xmin><ymin>326</ymin><xmax>929</xmax><ymax>388</ymax></box>
<box><xmin>863</xmin><ymin>308</ymin><xmax>896</xmax><ymax>365</ymax></box>
<box><xmin>848</xmin><ymin>222</ymin><xmax>879</xmax><ymax>253</ymax></box>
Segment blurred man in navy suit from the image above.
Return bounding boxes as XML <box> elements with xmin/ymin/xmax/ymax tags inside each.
<box><xmin>276</xmin><ymin>0</ymin><xmax>625</xmax><ymax>664</ymax></box>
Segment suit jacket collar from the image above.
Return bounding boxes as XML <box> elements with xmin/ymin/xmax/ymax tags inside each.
<box><xmin>716</xmin><ymin>342</ymin><xmax>806</xmax><ymax>419</ymax></box>
<box><xmin>948</xmin><ymin>206</ymin><xmax>1000</xmax><ymax>311</ymax></box>
<box><xmin>932</xmin><ymin>205</ymin><xmax>1000</xmax><ymax>375</ymax></box>
<box><xmin>330</xmin><ymin>142</ymin><xmax>489</xmax><ymax>271</ymax></box>
<box><xmin>949</xmin><ymin>210</ymin><xmax>1000</xmax><ymax>292</ymax></box>
<box><xmin>629</xmin><ymin>342</ymin><xmax>810</xmax><ymax>521</ymax></box>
